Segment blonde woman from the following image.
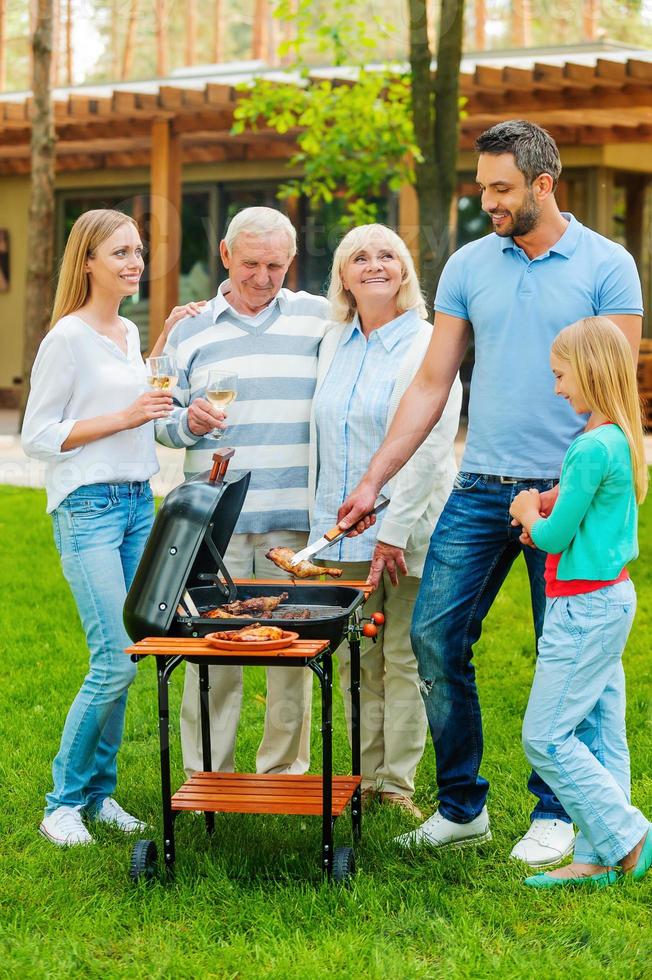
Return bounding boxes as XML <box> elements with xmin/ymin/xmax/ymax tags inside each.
<box><xmin>22</xmin><ymin>209</ymin><xmax>193</xmax><ymax>847</ymax></box>
<box><xmin>510</xmin><ymin>317</ymin><xmax>651</xmax><ymax>888</ymax></box>
<box><xmin>308</xmin><ymin>224</ymin><xmax>462</xmax><ymax>816</ymax></box>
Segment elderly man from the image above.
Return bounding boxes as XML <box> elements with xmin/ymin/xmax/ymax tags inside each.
<box><xmin>157</xmin><ymin>207</ymin><xmax>329</xmax><ymax>777</ymax></box>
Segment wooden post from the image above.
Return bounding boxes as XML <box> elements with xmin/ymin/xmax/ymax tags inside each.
<box><xmin>122</xmin><ymin>0</ymin><xmax>139</xmax><ymax>79</ymax></box>
<box><xmin>512</xmin><ymin>0</ymin><xmax>532</xmax><ymax>48</ymax></box>
<box><xmin>252</xmin><ymin>0</ymin><xmax>267</xmax><ymax>60</ymax></box>
<box><xmin>587</xmin><ymin>166</ymin><xmax>613</xmax><ymax>238</ymax></box>
<box><xmin>149</xmin><ymin>119</ymin><xmax>181</xmax><ymax>348</ymax></box>
<box><xmin>65</xmin><ymin>0</ymin><xmax>72</xmax><ymax>85</ymax></box>
<box><xmin>398</xmin><ymin>183</ymin><xmax>420</xmax><ymax>275</ymax></box>
<box><xmin>0</xmin><ymin>0</ymin><xmax>7</xmax><ymax>92</ymax></box>
<box><xmin>213</xmin><ymin>0</ymin><xmax>224</xmax><ymax>62</ymax></box>
<box><xmin>582</xmin><ymin>0</ymin><xmax>600</xmax><ymax>41</ymax></box>
<box><xmin>186</xmin><ymin>0</ymin><xmax>197</xmax><ymax>66</ymax></box>
<box><xmin>156</xmin><ymin>0</ymin><xmax>168</xmax><ymax>76</ymax></box>
<box><xmin>474</xmin><ymin>0</ymin><xmax>485</xmax><ymax>50</ymax></box>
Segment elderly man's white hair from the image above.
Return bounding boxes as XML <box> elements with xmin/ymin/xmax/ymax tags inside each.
<box><xmin>223</xmin><ymin>207</ymin><xmax>297</xmax><ymax>259</ymax></box>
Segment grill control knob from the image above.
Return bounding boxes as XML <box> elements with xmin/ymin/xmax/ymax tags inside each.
<box><xmin>159</xmin><ymin>603</ymin><xmax>167</xmax><ymax>611</ymax></box>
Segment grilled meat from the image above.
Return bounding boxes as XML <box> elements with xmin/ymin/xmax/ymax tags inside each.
<box><xmin>204</xmin><ymin>592</ymin><xmax>289</xmax><ymax>619</ymax></box>
<box><xmin>210</xmin><ymin>623</ymin><xmax>286</xmax><ymax>642</ymax></box>
<box><xmin>265</xmin><ymin>547</ymin><xmax>343</xmax><ymax>579</ymax></box>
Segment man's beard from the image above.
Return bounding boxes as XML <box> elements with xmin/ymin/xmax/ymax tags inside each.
<box><xmin>507</xmin><ymin>190</ymin><xmax>541</xmax><ymax>238</ymax></box>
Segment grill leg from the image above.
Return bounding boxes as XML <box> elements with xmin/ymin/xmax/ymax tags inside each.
<box><xmin>198</xmin><ymin>663</ymin><xmax>215</xmax><ymax>835</ymax></box>
<box><xmin>157</xmin><ymin>657</ymin><xmax>176</xmax><ymax>874</ymax></box>
<box><xmin>316</xmin><ymin>651</ymin><xmax>334</xmax><ymax>879</ymax></box>
<box><xmin>349</xmin><ymin>636</ymin><xmax>362</xmax><ymax>841</ymax></box>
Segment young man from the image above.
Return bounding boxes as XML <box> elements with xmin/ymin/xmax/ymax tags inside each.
<box><xmin>156</xmin><ymin>206</ymin><xmax>329</xmax><ymax>778</ymax></box>
<box><xmin>337</xmin><ymin>120</ymin><xmax>643</xmax><ymax>867</ymax></box>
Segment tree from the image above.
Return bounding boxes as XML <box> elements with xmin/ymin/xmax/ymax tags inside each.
<box><xmin>409</xmin><ymin>0</ymin><xmax>465</xmax><ymax>305</ymax></box>
<box><xmin>21</xmin><ymin>0</ymin><xmax>56</xmax><ymax>414</ymax></box>
<box><xmin>232</xmin><ymin>0</ymin><xmax>420</xmax><ymax>228</ymax></box>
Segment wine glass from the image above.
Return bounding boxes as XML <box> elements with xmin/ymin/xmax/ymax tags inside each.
<box><xmin>204</xmin><ymin>369</ymin><xmax>238</xmax><ymax>440</ymax></box>
<box><xmin>145</xmin><ymin>355</ymin><xmax>178</xmax><ymax>391</ymax></box>
<box><xmin>145</xmin><ymin>355</ymin><xmax>178</xmax><ymax>418</ymax></box>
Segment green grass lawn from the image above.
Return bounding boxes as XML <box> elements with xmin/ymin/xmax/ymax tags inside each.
<box><xmin>0</xmin><ymin>486</ymin><xmax>651</xmax><ymax>979</ymax></box>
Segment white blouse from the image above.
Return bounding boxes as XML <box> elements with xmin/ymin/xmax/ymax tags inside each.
<box><xmin>21</xmin><ymin>314</ymin><xmax>159</xmax><ymax>513</ymax></box>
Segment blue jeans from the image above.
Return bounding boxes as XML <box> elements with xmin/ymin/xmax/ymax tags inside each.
<box><xmin>45</xmin><ymin>482</ymin><xmax>154</xmax><ymax>815</ymax></box>
<box><xmin>411</xmin><ymin>472</ymin><xmax>568</xmax><ymax>825</ymax></box>
<box><xmin>522</xmin><ymin>581</ymin><xmax>647</xmax><ymax>865</ymax></box>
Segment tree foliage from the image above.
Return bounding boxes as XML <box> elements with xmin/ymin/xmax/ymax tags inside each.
<box><xmin>232</xmin><ymin>0</ymin><xmax>420</xmax><ymax>227</ymax></box>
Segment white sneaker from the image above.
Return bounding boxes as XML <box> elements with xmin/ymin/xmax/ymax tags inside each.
<box><xmin>39</xmin><ymin>805</ymin><xmax>94</xmax><ymax>847</ymax></box>
<box><xmin>509</xmin><ymin>819</ymin><xmax>575</xmax><ymax>868</ymax></box>
<box><xmin>393</xmin><ymin>806</ymin><xmax>491</xmax><ymax>849</ymax></box>
<box><xmin>93</xmin><ymin>797</ymin><xmax>146</xmax><ymax>833</ymax></box>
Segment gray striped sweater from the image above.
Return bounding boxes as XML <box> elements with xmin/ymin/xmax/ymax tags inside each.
<box><xmin>155</xmin><ymin>286</ymin><xmax>330</xmax><ymax>534</ymax></box>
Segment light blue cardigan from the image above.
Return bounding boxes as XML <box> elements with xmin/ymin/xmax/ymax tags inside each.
<box><xmin>308</xmin><ymin>319</ymin><xmax>463</xmax><ymax>577</ymax></box>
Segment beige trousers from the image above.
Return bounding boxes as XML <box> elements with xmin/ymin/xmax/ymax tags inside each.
<box><xmin>330</xmin><ymin>559</ymin><xmax>426</xmax><ymax>796</ymax></box>
<box><xmin>180</xmin><ymin>529</ymin><xmax>313</xmax><ymax>777</ymax></box>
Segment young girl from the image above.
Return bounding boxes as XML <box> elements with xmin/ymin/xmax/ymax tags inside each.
<box><xmin>22</xmin><ymin>209</ymin><xmax>175</xmax><ymax>847</ymax></box>
<box><xmin>510</xmin><ymin>316</ymin><xmax>651</xmax><ymax>888</ymax></box>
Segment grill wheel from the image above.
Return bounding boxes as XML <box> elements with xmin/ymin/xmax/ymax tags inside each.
<box><xmin>130</xmin><ymin>838</ymin><xmax>158</xmax><ymax>884</ymax></box>
<box><xmin>332</xmin><ymin>845</ymin><xmax>356</xmax><ymax>884</ymax></box>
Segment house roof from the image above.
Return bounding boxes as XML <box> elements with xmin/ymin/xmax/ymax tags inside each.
<box><xmin>2</xmin><ymin>43</ymin><xmax>652</xmax><ymax>175</ymax></box>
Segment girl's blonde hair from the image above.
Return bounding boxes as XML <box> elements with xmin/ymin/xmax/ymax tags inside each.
<box><xmin>327</xmin><ymin>224</ymin><xmax>427</xmax><ymax>323</ymax></box>
<box><xmin>50</xmin><ymin>209</ymin><xmax>139</xmax><ymax>326</ymax></box>
<box><xmin>552</xmin><ymin>316</ymin><xmax>648</xmax><ymax>503</ymax></box>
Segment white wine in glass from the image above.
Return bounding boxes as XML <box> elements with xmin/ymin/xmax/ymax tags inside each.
<box><xmin>205</xmin><ymin>370</ymin><xmax>238</xmax><ymax>440</ymax></box>
<box><xmin>145</xmin><ymin>355</ymin><xmax>178</xmax><ymax>391</ymax></box>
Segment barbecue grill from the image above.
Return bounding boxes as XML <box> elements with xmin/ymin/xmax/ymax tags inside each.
<box><xmin>124</xmin><ymin>451</ymin><xmax>367</xmax><ymax>884</ymax></box>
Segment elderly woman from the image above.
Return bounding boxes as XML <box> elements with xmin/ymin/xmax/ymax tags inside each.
<box><xmin>308</xmin><ymin>224</ymin><xmax>462</xmax><ymax>817</ymax></box>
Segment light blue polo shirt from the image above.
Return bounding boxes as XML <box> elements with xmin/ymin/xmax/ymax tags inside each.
<box><xmin>435</xmin><ymin>214</ymin><xmax>643</xmax><ymax>478</ymax></box>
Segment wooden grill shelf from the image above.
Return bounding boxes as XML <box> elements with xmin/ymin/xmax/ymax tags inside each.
<box><xmin>126</xmin><ymin>637</ymin><xmax>329</xmax><ymax>662</ymax></box>
<box><xmin>172</xmin><ymin>773</ymin><xmax>362</xmax><ymax>816</ymax></box>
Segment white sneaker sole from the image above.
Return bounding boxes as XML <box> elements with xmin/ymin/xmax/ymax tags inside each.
<box><xmin>38</xmin><ymin>822</ymin><xmax>94</xmax><ymax>847</ymax></box>
<box><xmin>397</xmin><ymin>828</ymin><xmax>493</xmax><ymax>850</ymax></box>
<box><xmin>509</xmin><ymin>837</ymin><xmax>575</xmax><ymax>869</ymax></box>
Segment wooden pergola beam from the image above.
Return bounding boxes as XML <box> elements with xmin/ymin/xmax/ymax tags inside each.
<box><xmin>149</xmin><ymin>118</ymin><xmax>180</xmax><ymax>346</ymax></box>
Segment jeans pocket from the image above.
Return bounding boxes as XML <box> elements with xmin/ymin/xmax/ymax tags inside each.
<box><xmin>65</xmin><ymin>494</ymin><xmax>116</xmax><ymax>519</ymax></box>
<box><xmin>452</xmin><ymin>471</ymin><xmax>481</xmax><ymax>492</ymax></box>
<box><xmin>601</xmin><ymin>602</ymin><xmax>635</xmax><ymax>657</ymax></box>
<box><xmin>560</xmin><ymin>594</ymin><xmax>588</xmax><ymax>637</ymax></box>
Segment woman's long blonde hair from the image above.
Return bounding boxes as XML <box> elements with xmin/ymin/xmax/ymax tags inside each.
<box><xmin>50</xmin><ymin>209</ymin><xmax>139</xmax><ymax>327</ymax></box>
<box><xmin>552</xmin><ymin>316</ymin><xmax>648</xmax><ymax>503</ymax></box>
<box><xmin>327</xmin><ymin>224</ymin><xmax>427</xmax><ymax>323</ymax></box>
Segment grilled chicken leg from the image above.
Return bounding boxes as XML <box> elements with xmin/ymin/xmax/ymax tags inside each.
<box><xmin>265</xmin><ymin>547</ymin><xmax>342</xmax><ymax>578</ymax></box>
<box><xmin>205</xmin><ymin>592</ymin><xmax>289</xmax><ymax>619</ymax></box>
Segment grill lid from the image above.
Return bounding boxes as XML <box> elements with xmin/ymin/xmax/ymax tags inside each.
<box><xmin>124</xmin><ymin>451</ymin><xmax>250</xmax><ymax>641</ymax></box>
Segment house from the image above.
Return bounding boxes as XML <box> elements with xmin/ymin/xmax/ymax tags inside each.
<box><xmin>1</xmin><ymin>41</ymin><xmax>652</xmax><ymax>406</ymax></box>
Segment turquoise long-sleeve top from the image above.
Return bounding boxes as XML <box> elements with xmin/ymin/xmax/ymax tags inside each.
<box><xmin>531</xmin><ymin>424</ymin><xmax>638</xmax><ymax>580</ymax></box>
